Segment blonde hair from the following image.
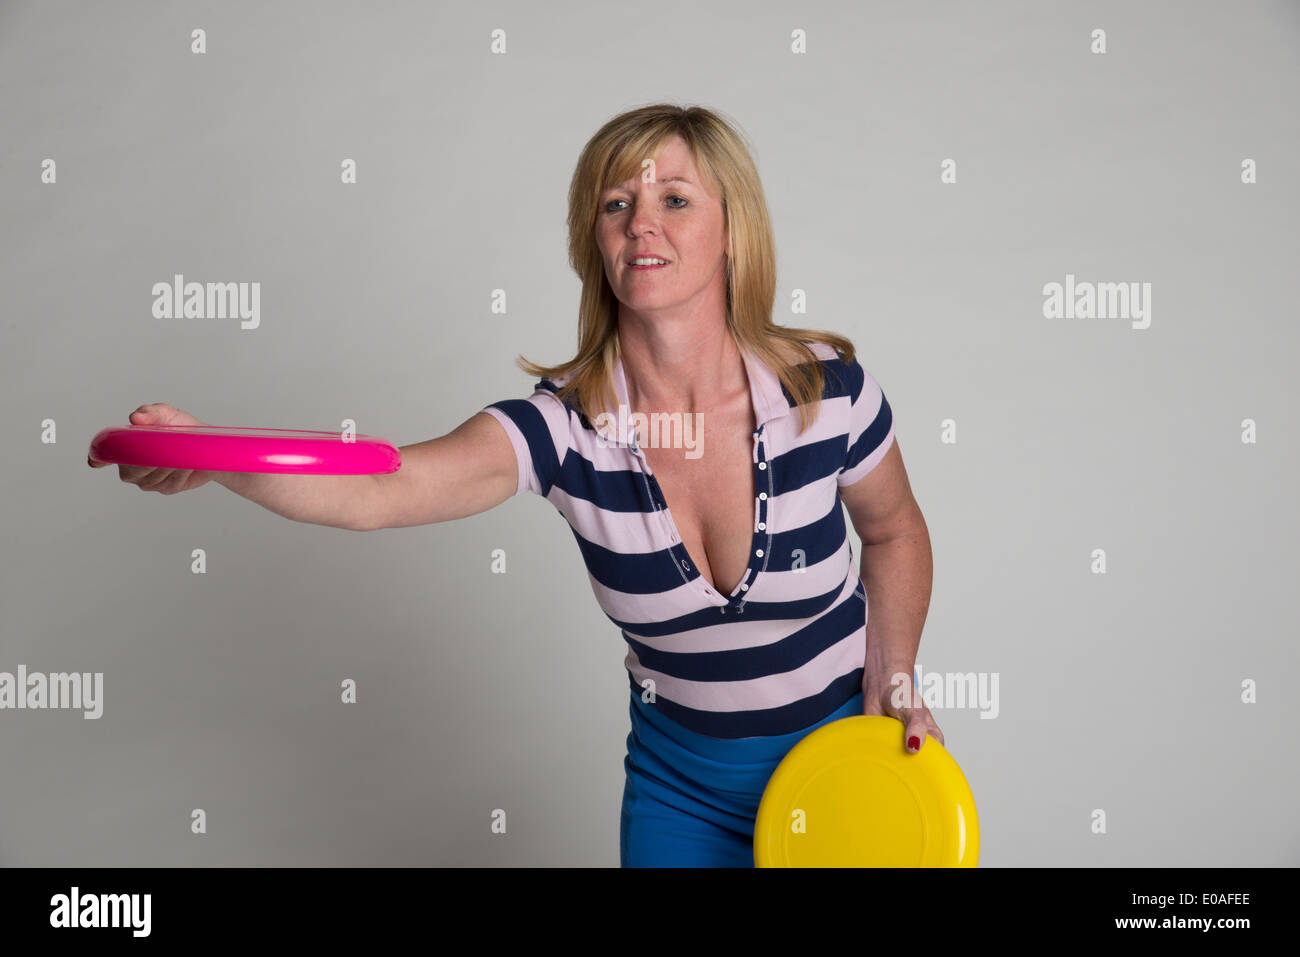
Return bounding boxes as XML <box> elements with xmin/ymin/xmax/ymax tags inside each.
<box><xmin>515</xmin><ymin>103</ymin><xmax>857</xmax><ymax>435</ymax></box>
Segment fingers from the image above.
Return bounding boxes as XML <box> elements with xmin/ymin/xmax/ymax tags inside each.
<box><xmin>158</xmin><ymin>470</ymin><xmax>196</xmax><ymax>494</ymax></box>
<box><xmin>129</xmin><ymin>403</ymin><xmax>201</xmax><ymax>428</ymax></box>
<box><xmin>860</xmin><ymin>692</ymin><xmax>946</xmax><ymax>753</ymax></box>
<box><xmin>903</xmin><ymin>710</ymin><xmax>929</xmax><ymax>754</ymax></box>
<box><xmin>88</xmin><ymin>406</ymin><xmax>164</xmax><ymax>468</ymax></box>
<box><xmin>89</xmin><ymin>404</ymin><xmax>195</xmax><ymax>471</ymax></box>
<box><xmin>122</xmin><ymin>466</ymin><xmax>168</xmax><ymax>489</ymax></box>
<box><xmin>899</xmin><ymin>707</ymin><xmax>945</xmax><ymax>754</ymax></box>
<box><xmin>129</xmin><ymin>403</ymin><xmax>169</xmax><ymax>425</ymax></box>
<box><xmin>107</xmin><ymin>463</ymin><xmax>200</xmax><ymax>493</ymax></box>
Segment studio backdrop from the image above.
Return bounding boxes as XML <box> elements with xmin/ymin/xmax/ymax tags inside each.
<box><xmin>1</xmin><ymin>0</ymin><xmax>1296</xmax><ymax>866</ymax></box>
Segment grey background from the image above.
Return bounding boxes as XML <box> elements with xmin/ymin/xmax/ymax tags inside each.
<box><xmin>1</xmin><ymin>0</ymin><xmax>1296</xmax><ymax>866</ymax></box>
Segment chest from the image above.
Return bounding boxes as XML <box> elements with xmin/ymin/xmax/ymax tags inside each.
<box><xmin>638</xmin><ymin>410</ymin><xmax>761</xmax><ymax>598</ymax></box>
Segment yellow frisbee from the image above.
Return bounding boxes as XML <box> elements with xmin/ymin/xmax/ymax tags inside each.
<box><xmin>754</xmin><ymin>715</ymin><xmax>979</xmax><ymax>867</ymax></box>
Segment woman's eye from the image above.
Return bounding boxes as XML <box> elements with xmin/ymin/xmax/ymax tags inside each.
<box><xmin>603</xmin><ymin>196</ymin><xmax>688</xmax><ymax>212</ymax></box>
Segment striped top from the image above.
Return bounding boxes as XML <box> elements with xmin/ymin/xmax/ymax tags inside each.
<box><xmin>480</xmin><ymin>339</ymin><xmax>895</xmax><ymax>739</ymax></box>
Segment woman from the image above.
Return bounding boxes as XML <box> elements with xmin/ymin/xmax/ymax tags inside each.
<box><xmin>92</xmin><ymin>104</ymin><xmax>941</xmax><ymax>868</ymax></box>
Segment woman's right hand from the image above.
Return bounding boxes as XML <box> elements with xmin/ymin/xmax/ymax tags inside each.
<box><xmin>89</xmin><ymin>403</ymin><xmax>220</xmax><ymax>494</ymax></box>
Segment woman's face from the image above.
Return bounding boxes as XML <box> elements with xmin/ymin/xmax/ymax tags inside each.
<box><xmin>595</xmin><ymin>134</ymin><xmax>729</xmax><ymax>319</ymax></box>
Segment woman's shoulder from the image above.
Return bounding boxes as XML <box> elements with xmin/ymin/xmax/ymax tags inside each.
<box><xmin>800</xmin><ymin>340</ymin><xmax>841</xmax><ymax>362</ymax></box>
<box><xmin>785</xmin><ymin>338</ymin><xmax>870</xmax><ymax>401</ymax></box>
<box><xmin>766</xmin><ymin>337</ymin><xmax>850</xmax><ymax>365</ymax></box>
<box><xmin>530</xmin><ymin>373</ymin><xmax>596</xmax><ymax>427</ymax></box>
<box><xmin>533</xmin><ymin>375</ymin><xmax>569</xmax><ymax>399</ymax></box>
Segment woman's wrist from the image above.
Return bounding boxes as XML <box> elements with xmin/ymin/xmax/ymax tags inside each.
<box><xmin>863</xmin><ymin>659</ymin><xmax>918</xmax><ymax>705</ymax></box>
<box><xmin>864</xmin><ymin>654</ymin><xmax>915</xmax><ymax>683</ymax></box>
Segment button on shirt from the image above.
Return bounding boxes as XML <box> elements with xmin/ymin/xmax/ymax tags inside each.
<box><xmin>481</xmin><ymin>339</ymin><xmax>895</xmax><ymax>738</ymax></box>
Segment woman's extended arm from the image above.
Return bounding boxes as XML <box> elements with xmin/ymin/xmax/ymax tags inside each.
<box><xmin>96</xmin><ymin>404</ymin><xmax>521</xmax><ymax>532</ymax></box>
<box><xmin>220</xmin><ymin>411</ymin><xmax>519</xmax><ymax>530</ymax></box>
<box><xmin>351</xmin><ymin>412</ymin><xmax>520</xmax><ymax>530</ymax></box>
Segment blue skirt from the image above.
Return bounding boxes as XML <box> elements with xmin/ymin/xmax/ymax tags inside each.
<box><xmin>620</xmin><ymin>688</ymin><xmax>865</xmax><ymax>867</ymax></box>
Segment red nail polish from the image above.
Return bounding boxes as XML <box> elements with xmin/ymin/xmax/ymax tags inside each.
<box><xmin>908</xmin><ymin>735</ymin><xmax>920</xmax><ymax>751</ymax></box>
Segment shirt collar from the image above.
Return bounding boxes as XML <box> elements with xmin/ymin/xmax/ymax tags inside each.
<box><xmin>597</xmin><ymin>339</ymin><xmax>790</xmax><ymax>447</ymax></box>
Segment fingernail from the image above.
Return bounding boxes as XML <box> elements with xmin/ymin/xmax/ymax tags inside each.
<box><xmin>908</xmin><ymin>735</ymin><xmax>920</xmax><ymax>751</ymax></box>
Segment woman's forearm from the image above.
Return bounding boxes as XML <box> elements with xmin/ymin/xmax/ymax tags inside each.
<box><xmin>215</xmin><ymin>471</ymin><xmax>385</xmax><ymax>530</ymax></box>
<box><xmin>859</xmin><ymin>523</ymin><xmax>934</xmax><ymax>689</ymax></box>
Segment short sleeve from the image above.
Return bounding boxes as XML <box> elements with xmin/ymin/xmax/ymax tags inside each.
<box><xmin>480</xmin><ymin>385</ymin><xmax>571</xmax><ymax>498</ymax></box>
<box><xmin>836</xmin><ymin>356</ymin><xmax>895</xmax><ymax>487</ymax></box>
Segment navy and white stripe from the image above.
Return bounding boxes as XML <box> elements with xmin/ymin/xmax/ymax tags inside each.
<box><xmin>482</xmin><ymin>340</ymin><xmax>894</xmax><ymax>738</ymax></box>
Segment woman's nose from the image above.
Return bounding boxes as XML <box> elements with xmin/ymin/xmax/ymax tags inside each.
<box><xmin>628</xmin><ymin>205</ymin><xmax>659</xmax><ymax>235</ymax></box>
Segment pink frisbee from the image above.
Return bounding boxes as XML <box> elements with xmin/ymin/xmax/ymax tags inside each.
<box><xmin>88</xmin><ymin>424</ymin><xmax>402</xmax><ymax>474</ymax></box>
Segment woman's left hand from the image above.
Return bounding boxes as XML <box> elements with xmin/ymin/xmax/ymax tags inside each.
<box><xmin>863</xmin><ymin>662</ymin><xmax>945</xmax><ymax>754</ymax></box>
